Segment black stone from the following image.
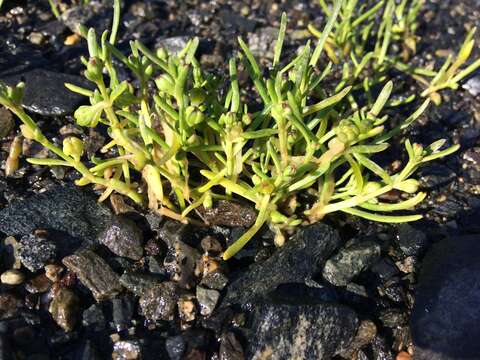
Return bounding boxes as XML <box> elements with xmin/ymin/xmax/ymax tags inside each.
<box><xmin>0</xmin><ymin>185</ymin><xmax>114</xmax><ymax>255</ymax></box>
<box><xmin>1</xmin><ymin>69</ymin><xmax>93</xmax><ymax>116</ymax></box>
<box><xmin>111</xmin><ymin>295</ymin><xmax>135</xmax><ymax>331</ymax></box>
<box><xmin>99</xmin><ymin>216</ymin><xmax>144</xmax><ymax>260</ymax></box>
<box><xmin>225</xmin><ymin>223</ymin><xmax>342</xmax><ymax>304</ymax></box>
<box><xmin>82</xmin><ymin>304</ymin><xmax>106</xmax><ymax>332</ymax></box>
<box><xmin>17</xmin><ymin>233</ymin><xmax>56</xmax><ymax>272</ymax></box>
<box><xmin>396</xmin><ymin>224</ymin><xmax>428</xmax><ymax>258</ymax></box>
<box><xmin>411</xmin><ymin>235</ymin><xmax>480</xmax><ymax>360</ymax></box>
<box><xmin>248</xmin><ymin>303</ymin><xmax>358</xmax><ymax>359</ymax></box>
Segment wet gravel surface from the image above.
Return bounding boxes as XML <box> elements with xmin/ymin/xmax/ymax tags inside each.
<box><xmin>0</xmin><ymin>0</ymin><xmax>480</xmax><ymax>359</ymax></box>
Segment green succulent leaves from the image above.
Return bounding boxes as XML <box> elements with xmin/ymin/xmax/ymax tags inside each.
<box><xmin>1</xmin><ymin>0</ymin><xmax>473</xmax><ymax>260</ymax></box>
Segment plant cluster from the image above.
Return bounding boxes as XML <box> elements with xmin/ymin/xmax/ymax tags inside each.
<box><xmin>1</xmin><ymin>0</ymin><xmax>478</xmax><ymax>259</ymax></box>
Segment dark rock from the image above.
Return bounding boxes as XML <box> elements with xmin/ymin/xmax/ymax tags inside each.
<box><xmin>139</xmin><ymin>282</ymin><xmax>178</xmax><ymax>321</ymax></box>
<box><xmin>164</xmin><ymin>238</ymin><xmax>200</xmax><ymax>289</ymax></box>
<box><xmin>62</xmin><ymin>249</ymin><xmax>123</xmax><ymax>301</ymax></box>
<box><xmin>0</xmin><ymin>334</ymin><xmax>14</xmax><ymax>360</ymax></box>
<box><xmin>200</xmin><ymin>271</ymin><xmax>228</xmax><ymax>291</ymax></box>
<box><xmin>1</xmin><ymin>69</ymin><xmax>92</xmax><ymax>116</ymax></box>
<box><xmin>196</xmin><ymin>286</ymin><xmax>220</xmax><ymax>316</ymax></box>
<box><xmin>201</xmin><ymin>307</ymin><xmax>234</xmax><ymax>334</ymax></box>
<box><xmin>268</xmin><ymin>283</ymin><xmax>340</xmax><ymax>304</ymax></box>
<box><xmin>99</xmin><ymin>216</ymin><xmax>143</xmax><ymax>260</ymax></box>
<box><xmin>0</xmin><ymin>107</ymin><xmax>14</xmax><ymax>138</ymax></box>
<box><xmin>119</xmin><ymin>272</ymin><xmax>163</xmax><ymax>297</ymax></box>
<box><xmin>165</xmin><ymin>335</ymin><xmax>187</xmax><ymax>360</ymax></box>
<box><xmin>113</xmin><ymin>340</ymin><xmax>142</xmax><ymax>360</ymax></box>
<box><xmin>219</xmin><ymin>332</ymin><xmax>244</xmax><ymax>360</ymax></box>
<box><xmin>158</xmin><ymin>220</ymin><xmax>190</xmax><ymax>248</ymax></box>
<box><xmin>219</xmin><ymin>10</ymin><xmax>258</xmax><ymax>33</ymax></box>
<box><xmin>411</xmin><ymin>235</ymin><xmax>480</xmax><ymax>360</ymax></box>
<box><xmin>338</xmin><ymin>320</ymin><xmax>377</xmax><ymax>359</ymax></box>
<box><xmin>25</xmin><ymin>274</ymin><xmax>51</xmax><ymax>293</ymax></box>
<box><xmin>82</xmin><ymin>304</ymin><xmax>106</xmax><ymax>332</ymax></box>
<box><xmin>197</xmin><ymin>200</ymin><xmax>256</xmax><ymax>227</ymax></box>
<box><xmin>70</xmin><ymin>340</ymin><xmax>102</xmax><ymax>360</ymax></box>
<box><xmin>396</xmin><ymin>224</ymin><xmax>428</xmax><ymax>258</ymax></box>
<box><xmin>418</xmin><ymin>164</ymin><xmax>456</xmax><ymax>190</ymax></box>
<box><xmin>60</xmin><ymin>4</ymin><xmax>111</xmax><ymax>35</ymax></box>
<box><xmin>0</xmin><ymin>185</ymin><xmax>114</xmax><ymax>253</ymax></box>
<box><xmin>112</xmin><ymin>295</ymin><xmax>135</xmax><ymax>331</ymax></box>
<box><xmin>248</xmin><ymin>303</ymin><xmax>358</xmax><ymax>359</ymax></box>
<box><xmin>17</xmin><ymin>233</ymin><xmax>56</xmax><ymax>272</ymax></box>
<box><xmin>379</xmin><ymin>308</ymin><xmax>408</xmax><ymax>328</ymax></box>
<box><xmin>0</xmin><ymin>293</ymin><xmax>22</xmax><ymax>320</ymax></box>
<box><xmin>371</xmin><ymin>258</ymin><xmax>400</xmax><ymax>281</ymax></box>
<box><xmin>371</xmin><ymin>336</ymin><xmax>394</xmax><ymax>360</ymax></box>
<box><xmin>49</xmin><ymin>288</ymin><xmax>80</xmax><ymax>332</ymax></box>
<box><xmin>323</xmin><ymin>238</ymin><xmax>381</xmax><ymax>287</ymax></box>
<box><xmin>225</xmin><ymin>223</ymin><xmax>341</xmax><ymax>304</ymax></box>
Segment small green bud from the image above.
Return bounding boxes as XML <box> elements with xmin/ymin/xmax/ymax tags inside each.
<box><xmin>394</xmin><ymin>179</ymin><xmax>420</xmax><ymax>193</ymax></box>
<box><xmin>145</xmin><ymin>64</ymin><xmax>154</xmax><ymax>77</ymax></box>
<box><xmin>155</xmin><ymin>74</ymin><xmax>175</xmax><ymax>94</ymax></box>
<box><xmin>186</xmin><ymin>106</ymin><xmax>205</xmax><ymax>126</ymax></box>
<box><xmin>363</xmin><ymin>181</ymin><xmax>382</xmax><ymax>194</ymax></box>
<box><xmin>189</xmin><ymin>88</ymin><xmax>206</xmax><ymax>106</ymax></box>
<box><xmin>63</xmin><ymin>137</ymin><xmax>84</xmax><ymax>161</ymax></box>
<box><xmin>156</xmin><ymin>47</ymin><xmax>168</xmax><ymax>61</ymax></box>
<box><xmin>242</xmin><ymin>113</ymin><xmax>252</xmax><ymax>125</ymax></box>
<box><xmin>203</xmin><ymin>192</ymin><xmax>213</xmax><ymax>209</ymax></box>
<box><xmin>85</xmin><ymin>58</ymin><xmax>104</xmax><ymax>83</ymax></box>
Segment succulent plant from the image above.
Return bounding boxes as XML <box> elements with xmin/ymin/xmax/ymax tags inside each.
<box><xmin>1</xmin><ymin>0</ymin><xmax>471</xmax><ymax>260</ymax></box>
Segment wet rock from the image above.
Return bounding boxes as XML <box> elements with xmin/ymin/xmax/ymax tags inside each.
<box><xmin>225</xmin><ymin>223</ymin><xmax>341</xmax><ymax>304</ymax></box>
<box><xmin>165</xmin><ymin>335</ymin><xmax>187</xmax><ymax>360</ymax></box>
<box><xmin>323</xmin><ymin>238</ymin><xmax>381</xmax><ymax>287</ymax></box>
<box><xmin>396</xmin><ymin>224</ymin><xmax>428</xmax><ymax>258</ymax></box>
<box><xmin>99</xmin><ymin>216</ymin><xmax>143</xmax><ymax>260</ymax></box>
<box><xmin>196</xmin><ymin>286</ymin><xmax>220</xmax><ymax>316</ymax></box>
<box><xmin>62</xmin><ymin>249</ymin><xmax>123</xmax><ymax>301</ymax></box>
<box><xmin>462</xmin><ymin>75</ymin><xmax>480</xmax><ymax>97</ymax></box>
<box><xmin>164</xmin><ymin>238</ymin><xmax>201</xmax><ymax>289</ymax></box>
<box><xmin>197</xmin><ymin>200</ymin><xmax>256</xmax><ymax>227</ymax></box>
<box><xmin>371</xmin><ymin>335</ymin><xmax>394</xmax><ymax>360</ymax></box>
<box><xmin>1</xmin><ymin>69</ymin><xmax>92</xmax><ymax>116</ymax></box>
<box><xmin>0</xmin><ymin>293</ymin><xmax>22</xmax><ymax>319</ymax></box>
<box><xmin>82</xmin><ymin>303</ymin><xmax>106</xmax><ymax>332</ymax></box>
<box><xmin>411</xmin><ymin>235</ymin><xmax>480</xmax><ymax>360</ymax></box>
<box><xmin>219</xmin><ymin>332</ymin><xmax>244</xmax><ymax>360</ymax></box>
<box><xmin>17</xmin><ymin>233</ymin><xmax>56</xmax><ymax>272</ymax></box>
<box><xmin>119</xmin><ymin>272</ymin><xmax>163</xmax><ymax>297</ymax></box>
<box><xmin>60</xmin><ymin>4</ymin><xmax>111</xmax><ymax>35</ymax></box>
<box><xmin>379</xmin><ymin>308</ymin><xmax>408</xmax><ymax>328</ymax></box>
<box><xmin>200</xmin><ymin>271</ymin><xmax>228</xmax><ymax>291</ymax></box>
<box><xmin>49</xmin><ymin>288</ymin><xmax>80</xmax><ymax>332</ymax></box>
<box><xmin>112</xmin><ymin>295</ymin><xmax>135</xmax><ymax>331</ymax></box>
<box><xmin>248</xmin><ymin>303</ymin><xmax>358</xmax><ymax>359</ymax></box>
<box><xmin>139</xmin><ymin>282</ymin><xmax>178</xmax><ymax>321</ymax></box>
<box><xmin>418</xmin><ymin>164</ymin><xmax>456</xmax><ymax>190</ymax></box>
<box><xmin>0</xmin><ymin>185</ymin><xmax>114</xmax><ymax>253</ymax></box>
<box><xmin>0</xmin><ymin>107</ymin><xmax>14</xmax><ymax>138</ymax></box>
<box><xmin>25</xmin><ymin>274</ymin><xmax>51</xmax><ymax>293</ymax></box>
<box><xmin>0</xmin><ymin>269</ymin><xmax>24</xmax><ymax>285</ymax></box>
<box><xmin>113</xmin><ymin>340</ymin><xmax>142</xmax><ymax>360</ymax></box>
<box><xmin>339</xmin><ymin>320</ymin><xmax>377</xmax><ymax>359</ymax></box>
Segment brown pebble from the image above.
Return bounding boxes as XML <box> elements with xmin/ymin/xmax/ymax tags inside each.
<box><xmin>200</xmin><ymin>236</ymin><xmax>223</xmax><ymax>254</ymax></box>
<box><xmin>64</xmin><ymin>33</ymin><xmax>80</xmax><ymax>45</ymax></box>
<box><xmin>0</xmin><ymin>270</ymin><xmax>25</xmax><ymax>285</ymax></box>
<box><xmin>45</xmin><ymin>264</ymin><xmax>64</xmax><ymax>282</ymax></box>
<box><xmin>396</xmin><ymin>351</ymin><xmax>411</xmax><ymax>360</ymax></box>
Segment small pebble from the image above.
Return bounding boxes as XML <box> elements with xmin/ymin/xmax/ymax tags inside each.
<box><xmin>45</xmin><ymin>264</ymin><xmax>63</xmax><ymax>282</ymax></box>
<box><xmin>396</xmin><ymin>351</ymin><xmax>411</xmax><ymax>360</ymax></box>
<box><xmin>0</xmin><ymin>270</ymin><xmax>25</xmax><ymax>285</ymax></box>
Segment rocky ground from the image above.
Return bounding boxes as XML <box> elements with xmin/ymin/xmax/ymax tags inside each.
<box><xmin>0</xmin><ymin>0</ymin><xmax>480</xmax><ymax>359</ymax></box>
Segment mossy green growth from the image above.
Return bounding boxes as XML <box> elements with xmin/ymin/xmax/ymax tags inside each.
<box><xmin>1</xmin><ymin>0</ymin><xmax>474</xmax><ymax>260</ymax></box>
